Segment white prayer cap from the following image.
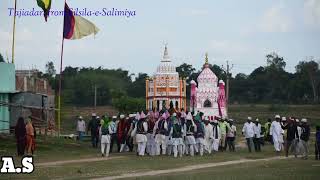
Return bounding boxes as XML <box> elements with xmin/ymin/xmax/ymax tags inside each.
<box><xmin>173</xmin><ymin>113</ymin><xmax>177</xmax><ymax>117</ymax></box>
<box><xmin>301</xmin><ymin>118</ymin><xmax>307</xmax><ymax>123</ymax></box>
<box><xmin>96</xmin><ymin>116</ymin><xmax>100</xmax><ymax>119</ymax></box>
<box><xmin>186</xmin><ymin>112</ymin><xmax>193</xmax><ymax>120</ymax></box>
<box><xmin>247</xmin><ymin>117</ymin><xmax>252</xmax><ymax>120</ymax></box>
<box><xmin>79</xmin><ymin>116</ymin><xmax>83</xmax><ymax>119</ymax></box>
<box><xmin>204</xmin><ymin>116</ymin><xmax>209</xmax><ymax>121</ymax></box>
<box><xmin>92</xmin><ymin>113</ymin><xmax>96</xmax><ymax>117</ymax></box>
<box><xmin>295</xmin><ymin>119</ymin><xmax>299</xmax><ymax>123</ymax></box>
<box><xmin>213</xmin><ymin>120</ymin><xmax>218</xmax><ymax>123</ymax></box>
<box><xmin>129</xmin><ymin>114</ymin><xmax>135</xmax><ymax>118</ymax></box>
<box><xmin>275</xmin><ymin>115</ymin><xmax>280</xmax><ymax>119</ymax></box>
<box><xmin>229</xmin><ymin>119</ymin><xmax>234</xmax><ymax>122</ymax></box>
<box><xmin>112</xmin><ymin>116</ymin><xmax>117</xmax><ymax>119</ymax></box>
<box><xmin>282</xmin><ymin>117</ymin><xmax>286</xmax><ymax>121</ymax></box>
<box><xmin>120</xmin><ymin>114</ymin><xmax>125</xmax><ymax>119</ymax></box>
<box><xmin>255</xmin><ymin>118</ymin><xmax>259</xmax><ymax>122</ymax></box>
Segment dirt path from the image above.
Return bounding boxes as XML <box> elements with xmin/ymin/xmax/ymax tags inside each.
<box><xmin>92</xmin><ymin>156</ymin><xmax>291</xmax><ymax>180</ymax></box>
<box><xmin>37</xmin><ymin>156</ymin><xmax>123</xmax><ymax>167</ymax></box>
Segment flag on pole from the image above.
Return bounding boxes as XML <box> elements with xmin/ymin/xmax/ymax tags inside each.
<box><xmin>63</xmin><ymin>3</ymin><xmax>99</xmax><ymax>40</ymax></box>
<box><xmin>36</xmin><ymin>0</ymin><xmax>52</xmax><ymax>21</ymax></box>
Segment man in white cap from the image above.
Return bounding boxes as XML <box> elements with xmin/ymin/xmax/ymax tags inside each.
<box><xmin>170</xmin><ymin>113</ymin><xmax>184</xmax><ymax>158</ymax></box>
<box><xmin>153</xmin><ymin>112</ymin><xmax>168</xmax><ymax>155</ymax></box>
<box><xmin>76</xmin><ymin>116</ymin><xmax>86</xmax><ymax>141</ymax></box>
<box><xmin>87</xmin><ymin>113</ymin><xmax>99</xmax><ymax>148</ymax></box>
<box><xmin>203</xmin><ymin>116</ymin><xmax>214</xmax><ymax>154</ymax></box>
<box><xmin>270</xmin><ymin>115</ymin><xmax>284</xmax><ymax>153</ymax></box>
<box><xmin>109</xmin><ymin>115</ymin><xmax>119</xmax><ymax>153</ymax></box>
<box><xmin>133</xmin><ymin>111</ymin><xmax>148</xmax><ymax>156</ymax></box>
<box><xmin>211</xmin><ymin>118</ymin><xmax>220</xmax><ymax>152</ymax></box>
<box><xmin>300</xmin><ymin>118</ymin><xmax>310</xmax><ymax>159</ymax></box>
<box><xmin>117</xmin><ymin>114</ymin><xmax>128</xmax><ymax>152</ymax></box>
<box><xmin>253</xmin><ymin>118</ymin><xmax>262</xmax><ymax>152</ymax></box>
<box><xmin>146</xmin><ymin>112</ymin><xmax>156</xmax><ymax>156</ymax></box>
<box><xmin>242</xmin><ymin>117</ymin><xmax>255</xmax><ymax>152</ymax></box>
<box><xmin>184</xmin><ymin>112</ymin><xmax>197</xmax><ymax>156</ymax></box>
<box><xmin>226</xmin><ymin>119</ymin><xmax>236</xmax><ymax>152</ymax></box>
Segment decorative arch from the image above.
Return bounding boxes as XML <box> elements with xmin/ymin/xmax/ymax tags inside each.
<box><xmin>203</xmin><ymin>99</ymin><xmax>212</xmax><ymax>108</ymax></box>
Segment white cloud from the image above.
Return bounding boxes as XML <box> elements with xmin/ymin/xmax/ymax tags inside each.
<box><xmin>258</xmin><ymin>5</ymin><xmax>292</xmax><ymax>32</ymax></box>
<box><xmin>209</xmin><ymin>40</ymin><xmax>251</xmax><ymax>56</ymax></box>
<box><xmin>304</xmin><ymin>0</ymin><xmax>320</xmax><ymax>27</ymax></box>
<box><xmin>179</xmin><ymin>8</ymin><xmax>208</xmax><ymax>17</ymax></box>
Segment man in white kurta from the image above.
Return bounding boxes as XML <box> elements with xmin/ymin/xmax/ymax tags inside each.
<box><xmin>211</xmin><ymin>120</ymin><xmax>221</xmax><ymax>152</ymax></box>
<box><xmin>204</xmin><ymin>117</ymin><xmax>213</xmax><ymax>154</ymax></box>
<box><xmin>270</xmin><ymin>115</ymin><xmax>284</xmax><ymax>152</ymax></box>
<box><xmin>253</xmin><ymin>119</ymin><xmax>262</xmax><ymax>152</ymax></box>
<box><xmin>242</xmin><ymin>117</ymin><xmax>255</xmax><ymax>152</ymax></box>
<box><xmin>184</xmin><ymin>112</ymin><xmax>197</xmax><ymax>156</ymax></box>
<box><xmin>153</xmin><ymin>113</ymin><xmax>168</xmax><ymax>155</ymax></box>
<box><xmin>170</xmin><ymin>116</ymin><xmax>184</xmax><ymax>158</ymax></box>
<box><xmin>100</xmin><ymin>120</ymin><xmax>112</xmax><ymax>157</ymax></box>
<box><xmin>134</xmin><ymin>112</ymin><xmax>148</xmax><ymax>156</ymax></box>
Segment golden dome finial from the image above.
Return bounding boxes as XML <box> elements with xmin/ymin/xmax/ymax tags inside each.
<box><xmin>205</xmin><ymin>53</ymin><xmax>209</xmax><ymax>64</ymax></box>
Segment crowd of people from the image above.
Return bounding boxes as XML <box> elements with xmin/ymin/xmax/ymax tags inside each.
<box><xmin>75</xmin><ymin>109</ymin><xmax>319</xmax><ymax>160</ymax></box>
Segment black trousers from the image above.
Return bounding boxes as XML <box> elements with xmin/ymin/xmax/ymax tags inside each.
<box><xmin>285</xmin><ymin>140</ymin><xmax>293</xmax><ymax>157</ymax></box>
<box><xmin>91</xmin><ymin>134</ymin><xmax>99</xmax><ymax>148</ymax></box>
<box><xmin>315</xmin><ymin>143</ymin><xmax>320</xmax><ymax>160</ymax></box>
<box><xmin>227</xmin><ymin>137</ymin><xmax>235</xmax><ymax>152</ymax></box>
<box><xmin>110</xmin><ymin>134</ymin><xmax>120</xmax><ymax>153</ymax></box>
<box><xmin>126</xmin><ymin>136</ymin><xmax>134</xmax><ymax>152</ymax></box>
<box><xmin>253</xmin><ymin>137</ymin><xmax>261</xmax><ymax>152</ymax></box>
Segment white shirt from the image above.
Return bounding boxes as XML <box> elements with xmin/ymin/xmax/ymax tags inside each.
<box><xmin>296</xmin><ymin>126</ymin><xmax>302</xmax><ymax>139</ymax></box>
<box><xmin>77</xmin><ymin>120</ymin><xmax>86</xmax><ymax>132</ymax></box>
<box><xmin>204</xmin><ymin>124</ymin><xmax>214</xmax><ymax>140</ymax></box>
<box><xmin>109</xmin><ymin>121</ymin><xmax>117</xmax><ymax>134</ymax></box>
<box><xmin>242</xmin><ymin>122</ymin><xmax>255</xmax><ymax>138</ymax></box>
<box><xmin>227</xmin><ymin>125</ymin><xmax>237</xmax><ymax>137</ymax></box>
<box><xmin>270</xmin><ymin>121</ymin><xmax>283</xmax><ymax>137</ymax></box>
<box><xmin>253</xmin><ymin>123</ymin><xmax>261</xmax><ymax>138</ymax></box>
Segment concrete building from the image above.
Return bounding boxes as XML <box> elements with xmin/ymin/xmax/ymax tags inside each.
<box><xmin>0</xmin><ymin>62</ymin><xmax>16</xmax><ymax>133</ymax></box>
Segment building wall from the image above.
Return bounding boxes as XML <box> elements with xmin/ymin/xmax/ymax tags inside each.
<box><xmin>0</xmin><ymin>94</ymin><xmax>10</xmax><ymax>133</ymax></box>
<box><xmin>0</xmin><ymin>62</ymin><xmax>15</xmax><ymax>133</ymax></box>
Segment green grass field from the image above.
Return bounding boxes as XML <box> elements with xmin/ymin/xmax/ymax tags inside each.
<box><xmin>1</xmin><ymin>104</ymin><xmax>319</xmax><ymax>179</ymax></box>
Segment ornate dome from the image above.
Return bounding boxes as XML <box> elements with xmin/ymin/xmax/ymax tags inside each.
<box><xmin>156</xmin><ymin>45</ymin><xmax>178</xmax><ymax>74</ymax></box>
<box><xmin>197</xmin><ymin>53</ymin><xmax>218</xmax><ymax>85</ymax></box>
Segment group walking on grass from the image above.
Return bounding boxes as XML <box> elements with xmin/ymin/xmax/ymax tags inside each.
<box><xmin>75</xmin><ymin>109</ymin><xmax>319</xmax><ymax>160</ymax></box>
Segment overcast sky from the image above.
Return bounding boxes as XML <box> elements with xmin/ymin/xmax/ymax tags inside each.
<box><xmin>0</xmin><ymin>0</ymin><xmax>319</xmax><ymax>77</ymax></box>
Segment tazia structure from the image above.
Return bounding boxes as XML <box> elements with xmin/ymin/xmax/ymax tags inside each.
<box><xmin>145</xmin><ymin>46</ymin><xmax>187</xmax><ymax>111</ymax></box>
<box><xmin>190</xmin><ymin>53</ymin><xmax>227</xmax><ymax>120</ymax></box>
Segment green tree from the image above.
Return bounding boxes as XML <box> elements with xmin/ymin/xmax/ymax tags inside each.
<box><xmin>296</xmin><ymin>58</ymin><xmax>320</xmax><ymax>102</ymax></box>
<box><xmin>45</xmin><ymin>61</ymin><xmax>56</xmax><ymax>77</ymax></box>
<box><xmin>0</xmin><ymin>53</ymin><xmax>4</xmax><ymax>62</ymax></box>
<box><xmin>176</xmin><ymin>63</ymin><xmax>195</xmax><ymax>79</ymax></box>
<box><xmin>266</xmin><ymin>52</ymin><xmax>286</xmax><ymax>71</ymax></box>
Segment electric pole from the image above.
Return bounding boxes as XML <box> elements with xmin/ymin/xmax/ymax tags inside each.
<box><xmin>222</xmin><ymin>60</ymin><xmax>233</xmax><ymax>114</ymax></box>
<box><xmin>94</xmin><ymin>84</ymin><xmax>97</xmax><ymax>109</ymax></box>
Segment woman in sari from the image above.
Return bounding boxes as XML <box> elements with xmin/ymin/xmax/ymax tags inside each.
<box><xmin>26</xmin><ymin>118</ymin><xmax>35</xmax><ymax>155</ymax></box>
<box><xmin>15</xmin><ymin>117</ymin><xmax>26</xmax><ymax>156</ymax></box>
